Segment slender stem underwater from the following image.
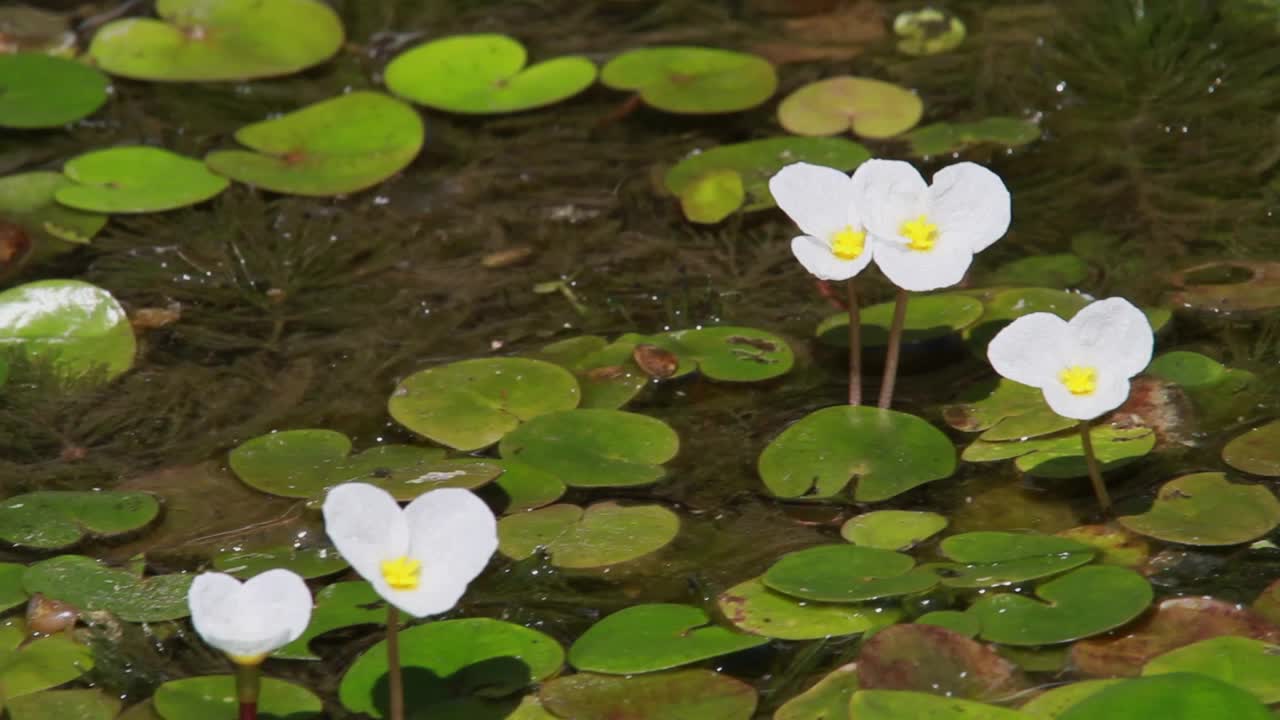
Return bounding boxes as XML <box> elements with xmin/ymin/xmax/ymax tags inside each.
<box><xmin>1079</xmin><ymin>420</ymin><xmax>1112</xmax><ymax>515</ymax></box>
<box><xmin>387</xmin><ymin>605</ymin><xmax>405</xmax><ymax>720</ymax></box>
<box><xmin>846</xmin><ymin>278</ymin><xmax>862</xmax><ymax>406</ymax></box>
<box><xmin>878</xmin><ymin>289</ymin><xmax>909</xmax><ymax>409</ymax></box>
<box><xmin>234</xmin><ymin>661</ymin><xmax>260</xmax><ymax>720</ymax></box>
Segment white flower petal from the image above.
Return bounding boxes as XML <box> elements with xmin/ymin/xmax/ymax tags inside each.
<box><xmin>928</xmin><ymin>162</ymin><xmax>1011</xmax><ymax>253</ymax></box>
<box><xmin>791</xmin><ymin>235</ymin><xmax>873</xmax><ymax>281</ymax></box>
<box><xmin>1041</xmin><ymin>374</ymin><xmax>1131</xmax><ymax>421</ymax></box>
<box><xmin>188</xmin><ymin>571</ymin><xmax>311</xmax><ymax>660</ymax></box>
<box><xmin>851</xmin><ymin>159</ymin><xmax>928</xmax><ymax>244</ymax></box>
<box><xmin>768</xmin><ymin>162</ymin><xmax>855</xmax><ymax>239</ymax></box>
<box><xmin>1068</xmin><ymin>298</ymin><xmax>1154</xmax><ymax>379</ymax></box>
<box><xmin>238</xmin><ymin>569</ymin><xmax>313</xmax><ymax>648</ymax></box>
<box><xmin>986</xmin><ymin>312</ymin><xmax>1073</xmax><ymax>388</ymax></box>
<box><xmin>394</xmin><ymin>488</ymin><xmax>498</xmax><ymax>618</ymax></box>
<box><xmin>323</xmin><ymin>483</ymin><xmax>410</xmax><ymax>588</ymax></box>
<box><xmin>872</xmin><ymin>240</ymin><xmax>972</xmax><ymax>291</ymax></box>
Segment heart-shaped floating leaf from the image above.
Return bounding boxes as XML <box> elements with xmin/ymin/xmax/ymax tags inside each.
<box><xmin>962</xmin><ymin>425</ymin><xmax>1155</xmax><ymax>479</ymax></box>
<box><xmin>0</xmin><ymin>172</ymin><xmax>107</xmax><ymax>247</ymax></box>
<box><xmin>1055</xmin><ymin>525</ymin><xmax>1149</xmax><ymax>568</ymax></box>
<box><xmin>389</xmin><ymin>358</ymin><xmax>580</xmax><ymax>452</ymax></box>
<box><xmin>488</xmin><ymin>460</ymin><xmax>567</xmax><ymax>513</ymax></box>
<box><xmin>718</xmin><ymin>577</ymin><xmax>900</xmax><ymax>640</ymax></box>
<box><xmin>385</xmin><ymin>34</ymin><xmax>596</xmax><ymax>114</ymax></box>
<box><xmin>274</xmin><ymin>581</ymin><xmax>382</xmax><ymax>661</ymax></box>
<box><xmin>764</xmin><ymin>545</ymin><xmax>938</xmax><ymax>602</ymax></box>
<box><xmin>0</xmin><ymin>563</ymin><xmax>27</xmax><ymax>613</ymax></box>
<box><xmin>935</xmin><ymin>531</ymin><xmax>1096</xmax><ymax>588</ymax></box>
<box><xmin>0</xmin><ymin>618</ymin><xmax>94</xmax><ymax>701</ymax></box>
<box><xmin>850</xmin><ymin>690</ymin><xmax>1034</xmax><ymax>719</ymax></box>
<box><xmin>0</xmin><ymin>54</ymin><xmax>109</xmax><ymax>129</ymax></box>
<box><xmin>5</xmin><ymin>689</ymin><xmax>121</xmax><ymax>720</ymax></box>
<box><xmin>1118</xmin><ymin>472</ymin><xmax>1280</xmax><ymax>545</ymax></box>
<box><xmin>1143</xmin><ymin>636</ymin><xmax>1280</xmax><ymax>703</ymax></box>
<box><xmin>944</xmin><ymin>378</ymin><xmax>1076</xmax><ymax>441</ymax></box>
<box><xmin>678</xmin><ymin>168</ymin><xmax>744</xmax><ymax>224</ymax></box>
<box><xmin>775</xmin><ymin>663</ymin><xmax>859</xmax><ymax>720</ymax></box>
<box><xmin>858</xmin><ymin>624</ymin><xmax>1026</xmax><ymax>701</ymax></box>
<box><xmin>1147</xmin><ymin>351</ymin><xmax>1231</xmax><ymax>389</ymax></box>
<box><xmin>778</xmin><ymin>76</ymin><xmax>923</xmax><ymax>139</ymax></box>
<box><xmin>986</xmin><ymin>254</ymin><xmax>1086</xmax><ymax>289</ymax></box>
<box><xmin>904</xmin><ymin>117</ymin><xmax>1040</xmax><ymax>157</ymax></box>
<box><xmin>204</xmin><ymin>92</ymin><xmax>424</xmax><ymax>197</ymax></box>
<box><xmin>970</xmin><ymin>565</ymin><xmax>1152</xmax><ymax>646</ymax></box>
<box><xmin>88</xmin><ymin>0</ymin><xmax>343</xmax><ymax>82</ymax></box>
<box><xmin>540</xmin><ymin>670</ymin><xmax>757</xmax><ymax>720</ymax></box>
<box><xmin>497</xmin><ymin>502</ymin><xmax>679</xmax><ymax>568</ymax></box>
<box><xmin>893</xmin><ymin>8</ymin><xmax>966</xmax><ymax>56</ymax></box>
<box><xmin>22</xmin><ymin>555</ymin><xmax>192</xmax><ymax>622</ymax></box>
<box><xmin>57</xmin><ymin>147</ymin><xmax>229</xmax><ymax>213</ymax></box>
<box><xmin>154</xmin><ymin>675</ymin><xmax>322</xmax><ymax>720</ymax></box>
<box><xmin>624</xmin><ymin>326</ymin><xmax>795</xmax><ymax>383</ymax></box>
<box><xmin>212</xmin><ymin>544</ymin><xmax>348</xmax><ymax>580</ymax></box>
<box><xmin>340</xmin><ymin>618</ymin><xmax>564</xmax><ymax>718</ymax></box>
<box><xmin>0</xmin><ymin>279</ymin><xmax>136</xmax><ymax>385</ymax></box>
<box><xmin>498</xmin><ymin>409</ymin><xmax>678</xmax><ymax>488</ymax></box>
<box><xmin>841</xmin><ymin>510</ymin><xmax>947</xmax><ymax>550</ymax></box>
<box><xmin>1222</xmin><ymin>420</ymin><xmax>1280</xmax><ymax>477</ymax></box>
<box><xmin>601</xmin><ymin>46</ymin><xmax>777</xmax><ymax>114</ymax></box>
<box><xmin>817</xmin><ymin>293</ymin><xmax>983</xmax><ymax>348</ymax></box>
<box><xmin>569</xmin><ymin>604</ymin><xmax>767</xmax><ymax>674</ymax></box>
<box><xmin>531</xmin><ymin>336</ymin><xmax>648</xmax><ymax>410</ymax></box>
<box><xmin>916</xmin><ymin>611</ymin><xmax>981</xmax><ymax>637</ymax></box>
<box><xmin>0</xmin><ymin>491</ymin><xmax>158</xmax><ymax>550</ymax></box>
<box><xmin>1018</xmin><ymin>680</ymin><xmax>1123</xmax><ymax>718</ymax></box>
<box><xmin>1057</xmin><ymin>673</ymin><xmax>1271</xmax><ymax>720</ymax></box>
<box><xmin>759</xmin><ymin>406</ymin><xmax>956</xmax><ymax>502</ymax></box>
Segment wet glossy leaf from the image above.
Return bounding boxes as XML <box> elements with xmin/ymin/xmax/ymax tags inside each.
<box><xmin>385</xmin><ymin>34</ymin><xmax>595</xmax><ymax>113</ymax></box>
<box><xmin>817</xmin><ymin>293</ymin><xmax>983</xmax><ymax>348</ymax></box>
<box><xmin>212</xmin><ymin>543</ymin><xmax>347</xmax><ymax>580</ymax></box>
<box><xmin>389</xmin><ymin>358</ymin><xmax>580</xmax><ymax>452</ymax></box>
<box><xmin>759</xmin><ymin>406</ymin><xmax>956</xmax><ymax>502</ymax></box>
<box><xmin>943</xmin><ymin>378</ymin><xmax>1074</xmax><ymax>440</ymax></box>
<box><xmin>601</xmin><ymin>47</ymin><xmax>777</xmax><ymax>114</ymax></box>
<box><xmin>22</xmin><ymin>555</ymin><xmax>192</xmax><ymax>622</ymax></box>
<box><xmin>1167</xmin><ymin>261</ymin><xmax>1280</xmax><ymax>313</ymax></box>
<box><xmin>1143</xmin><ymin>636</ymin><xmax>1280</xmax><ymax>702</ymax></box>
<box><xmin>858</xmin><ymin>624</ymin><xmax>1024</xmax><ymax>700</ymax></box>
<box><xmin>88</xmin><ymin>0</ymin><xmax>343</xmax><ymax>82</ymax></box>
<box><xmin>1057</xmin><ymin>673</ymin><xmax>1270</xmax><ymax>720</ymax></box>
<box><xmin>841</xmin><ymin>510</ymin><xmax>947</xmax><ymax>550</ymax></box>
<box><xmin>5</xmin><ymin>689</ymin><xmax>120</xmax><ymax>720</ymax></box>
<box><xmin>499</xmin><ymin>409</ymin><xmax>678</xmax><ymax>488</ymax></box>
<box><xmin>228</xmin><ymin>428</ymin><xmax>348</xmax><ymax>496</ymax></box>
<box><xmin>905</xmin><ymin>118</ymin><xmax>1041</xmax><ymax>157</ymax></box>
<box><xmin>0</xmin><ymin>563</ymin><xmax>26</xmax><ymax>613</ymax></box>
<box><xmin>935</xmin><ymin>531</ymin><xmax>1096</xmax><ymax>589</ymax></box>
<box><xmin>154</xmin><ymin>675</ymin><xmax>322</xmax><ymax>720</ymax></box>
<box><xmin>540</xmin><ymin>669</ymin><xmax>757</xmax><ymax>720</ymax></box>
<box><xmin>0</xmin><ymin>280</ymin><xmax>135</xmax><ymax>384</ymax></box>
<box><xmin>205</xmin><ymin>92</ymin><xmax>424</xmax><ymax>197</ymax></box>
<box><xmin>987</xmin><ymin>254</ymin><xmax>1087</xmax><ymax>289</ymax></box>
<box><xmin>1055</xmin><ymin>525</ymin><xmax>1148</xmax><ymax>568</ymax></box>
<box><xmin>894</xmin><ymin>8</ymin><xmax>966</xmax><ymax>55</ymax></box>
<box><xmin>916</xmin><ymin>611</ymin><xmax>980</xmax><ymax>637</ymax></box>
<box><xmin>57</xmin><ymin>147</ymin><xmax>229</xmax><ymax>213</ymax></box>
<box><xmin>569</xmin><ymin>604</ymin><xmax>767</xmax><ymax>674</ymax></box>
<box><xmin>1019</xmin><ymin>680</ymin><xmax>1124</xmax><ymax>718</ymax></box>
<box><xmin>531</xmin><ymin>336</ymin><xmax>648</xmax><ymax>410</ymax></box>
<box><xmin>1147</xmin><ymin>351</ymin><xmax>1226</xmax><ymax>389</ymax></box>
<box><xmin>497</xmin><ymin>502</ymin><xmax>679</xmax><ymax>568</ymax></box>
<box><xmin>1118</xmin><ymin>472</ymin><xmax>1280</xmax><ymax>545</ymax></box>
<box><xmin>0</xmin><ymin>491</ymin><xmax>158</xmax><ymax>550</ymax></box>
<box><xmin>0</xmin><ymin>618</ymin><xmax>94</xmax><ymax>701</ymax></box>
<box><xmin>718</xmin><ymin>577</ymin><xmax>900</xmax><ymax>640</ymax></box>
<box><xmin>0</xmin><ymin>54</ymin><xmax>108</xmax><ymax>129</ymax></box>
<box><xmin>970</xmin><ymin>566</ymin><xmax>1152</xmax><ymax>646</ymax></box>
<box><xmin>764</xmin><ymin>545</ymin><xmax>938</xmax><ymax>601</ymax></box>
<box><xmin>274</xmin><ymin>581</ymin><xmax>382</xmax><ymax>661</ymax></box>
<box><xmin>962</xmin><ymin>425</ymin><xmax>1155</xmax><ymax>479</ymax></box>
<box><xmin>678</xmin><ymin>168</ymin><xmax>743</xmax><ymax>224</ymax></box>
<box><xmin>0</xmin><ymin>172</ymin><xmax>106</xmax><ymax>246</ymax></box>
<box><xmin>778</xmin><ymin>77</ymin><xmax>923</xmax><ymax>139</ymax></box>
<box><xmin>849</xmin><ymin>690</ymin><xmax>1033</xmax><ymax>719</ymax></box>
<box><xmin>1222</xmin><ymin>420</ymin><xmax>1280</xmax><ymax>477</ymax></box>
<box><xmin>774</xmin><ymin>663</ymin><xmax>858</xmax><ymax>720</ymax></box>
<box><xmin>488</xmin><ymin>460</ymin><xmax>566</xmax><ymax>513</ymax></box>
<box><xmin>632</xmin><ymin>326</ymin><xmax>795</xmax><ymax>382</ymax></box>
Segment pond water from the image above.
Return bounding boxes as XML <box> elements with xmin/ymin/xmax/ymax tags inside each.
<box><xmin>3</xmin><ymin>0</ymin><xmax>1280</xmax><ymax>718</ymax></box>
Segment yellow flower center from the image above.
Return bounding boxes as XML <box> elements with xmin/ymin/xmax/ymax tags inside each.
<box><xmin>381</xmin><ymin>556</ymin><xmax>421</xmax><ymax>590</ymax></box>
<box><xmin>1059</xmin><ymin>366</ymin><xmax>1098</xmax><ymax>395</ymax></box>
<box><xmin>830</xmin><ymin>225</ymin><xmax>866</xmax><ymax>260</ymax></box>
<box><xmin>900</xmin><ymin>215</ymin><xmax>939</xmax><ymax>252</ymax></box>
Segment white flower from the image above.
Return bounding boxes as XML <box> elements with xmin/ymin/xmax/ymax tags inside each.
<box><xmin>986</xmin><ymin>297</ymin><xmax>1154</xmax><ymax>420</ymax></box>
<box><xmin>322</xmin><ymin>483</ymin><xmax>497</xmax><ymax>618</ymax></box>
<box><xmin>855</xmin><ymin>159</ymin><xmax>1010</xmax><ymax>291</ymax></box>
<box><xmin>188</xmin><ymin>569</ymin><xmax>312</xmax><ymax>664</ymax></box>
<box><xmin>769</xmin><ymin>162</ymin><xmax>875</xmax><ymax>281</ymax></box>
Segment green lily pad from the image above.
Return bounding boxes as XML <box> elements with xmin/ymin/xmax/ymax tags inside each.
<box><xmin>944</xmin><ymin>378</ymin><xmax>1075</xmax><ymax>441</ymax></box>
<box><xmin>340</xmin><ymin>618</ymin><xmax>564</xmax><ymax>719</ymax></box>
<box><xmin>204</xmin><ymin>91</ymin><xmax>424</xmax><ymax>197</ymax></box>
<box><xmin>0</xmin><ymin>618</ymin><xmax>94</xmax><ymax>701</ymax></box>
<box><xmin>88</xmin><ymin>0</ymin><xmax>343</xmax><ymax>82</ymax></box>
<box><xmin>626</xmin><ymin>326</ymin><xmax>795</xmax><ymax>383</ymax></box>
<box><xmin>1222</xmin><ymin>420</ymin><xmax>1280</xmax><ymax>477</ymax></box>
<box><xmin>1118</xmin><ymin>472</ymin><xmax>1280</xmax><ymax>546</ymax></box>
<box><xmin>759</xmin><ymin>405</ymin><xmax>956</xmax><ymax>501</ymax></box>
<box><xmin>540</xmin><ymin>670</ymin><xmax>757</xmax><ymax>720</ymax></box>
<box><xmin>841</xmin><ymin>510</ymin><xmax>947</xmax><ymax>550</ymax></box>
<box><xmin>962</xmin><ymin>425</ymin><xmax>1156</xmax><ymax>480</ymax></box>
<box><xmin>1018</xmin><ymin>680</ymin><xmax>1123</xmax><ymax>718</ymax></box>
<box><xmin>850</xmin><ymin>690</ymin><xmax>1033</xmax><ymax>719</ymax></box>
<box><xmin>389</xmin><ymin>358</ymin><xmax>580</xmax><ymax>452</ymax></box>
<box><xmin>117</xmin><ymin>700</ymin><xmax>163</xmax><ymax>720</ymax></box>
<box><xmin>0</xmin><ymin>279</ymin><xmax>136</xmax><ymax>384</ymax></box>
<box><xmin>22</xmin><ymin>555</ymin><xmax>192</xmax><ymax>622</ymax></box>
<box><xmin>498</xmin><ymin>409</ymin><xmax>678</xmax><ymax>489</ymax></box>
<box><xmin>1057</xmin><ymin>674</ymin><xmax>1271</xmax><ymax>720</ymax></box>
<box><xmin>987</xmin><ymin>254</ymin><xmax>1088</xmax><ymax>289</ymax></box>
<box><xmin>488</xmin><ymin>461</ymin><xmax>566</xmax><ymax>513</ymax></box>
<box><xmin>664</xmin><ymin>136</ymin><xmax>870</xmax><ymax>214</ymax></box>
<box><xmin>275</xmin><ymin>581</ymin><xmax>383</xmax><ymax>661</ymax></box>
<box><xmin>905</xmin><ymin>118</ymin><xmax>1041</xmax><ymax>158</ymax></box>
<box><xmin>777</xmin><ymin>76</ymin><xmax>923</xmax><ymax>139</ymax></box>
<box><xmin>718</xmin><ymin>577</ymin><xmax>900</xmax><ymax>640</ymax></box>
<box><xmin>894</xmin><ymin>8</ymin><xmax>967</xmax><ymax>56</ymax></box>
<box><xmin>531</xmin><ymin>336</ymin><xmax>648</xmax><ymax>410</ymax></box>
<box><xmin>0</xmin><ymin>563</ymin><xmax>27</xmax><ymax>613</ymax></box>
<box><xmin>1055</xmin><ymin>525</ymin><xmax>1149</xmax><ymax>568</ymax></box>
<box><xmin>857</xmin><ymin>623</ymin><xmax>1025</xmax><ymax>700</ymax></box>
<box><xmin>212</xmin><ymin>544</ymin><xmax>348</xmax><ymax>580</ymax></box>
<box><xmin>0</xmin><ymin>54</ymin><xmax>109</xmax><ymax>129</ymax></box>
<box><xmin>385</xmin><ymin>34</ymin><xmax>596</xmax><ymax>114</ymax></box>
<box><xmin>57</xmin><ymin>147</ymin><xmax>229</xmax><ymax>213</ymax></box>
<box><xmin>154</xmin><ymin>675</ymin><xmax>322</xmax><ymax>720</ymax></box>
<box><xmin>0</xmin><ymin>172</ymin><xmax>107</xmax><ymax>246</ymax></box>
<box><xmin>600</xmin><ymin>46</ymin><xmax>777</xmax><ymax>114</ymax></box>
<box><xmin>916</xmin><ymin>611</ymin><xmax>981</xmax><ymax>637</ymax></box>
<box><xmin>497</xmin><ymin>502</ymin><xmax>679</xmax><ymax>569</ymax></box>
<box><xmin>569</xmin><ymin>604</ymin><xmax>767</xmax><ymax>674</ymax></box>
<box><xmin>970</xmin><ymin>566</ymin><xmax>1153</xmax><ymax>646</ymax></box>
<box><xmin>816</xmin><ymin>293</ymin><xmax>983</xmax><ymax>348</ymax></box>
<box><xmin>774</xmin><ymin>663</ymin><xmax>859</xmax><ymax>720</ymax></box>
<box><xmin>0</xmin><ymin>491</ymin><xmax>158</xmax><ymax>550</ymax></box>
<box><xmin>1143</xmin><ymin>636</ymin><xmax>1280</xmax><ymax>703</ymax></box>
<box><xmin>935</xmin><ymin>531</ymin><xmax>1096</xmax><ymax>589</ymax></box>
<box><xmin>963</xmin><ymin>287</ymin><xmax>1089</xmax><ymax>354</ymax></box>
<box><xmin>679</xmin><ymin>168</ymin><xmax>743</xmax><ymax>224</ymax></box>
<box><xmin>5</xmin><ymin>689</ymin><xmax>121</xmax><ymax>720</ymax></box>
<box><xmin>1147</xmin><ymin>351</ymin><xmax>1227</xmax><ymax>389</ymax></box>
<box><xmin>764</xmin><ymin>545</ymin><xmax>938</xmax><ymax>602</ymax></box>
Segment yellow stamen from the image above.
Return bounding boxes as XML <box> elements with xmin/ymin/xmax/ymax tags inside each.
<box><xmin>830</xmin><ymin>225</ymin><xmax>866</xmax><ymax>260</ymax></box>
<box><xmin>1059</xmin><ymin>366</ymin><xmax>1097</xmax><ymax>395</ymax></box>
<box><xmin>381</xmin><ymin>556</ymin><xmax>421</xmax><ymax>590</ymax></box>
<box><xmin>900</xmin><ymin>215</ymin><xmax>939</xmax><ymax>252</ymax></box>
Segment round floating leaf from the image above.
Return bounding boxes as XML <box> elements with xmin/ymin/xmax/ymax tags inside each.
<box><xmin>775</xmin><ymin>663</ymin><xmax>859</xmax><ymax>720</ymax></box>
<box><xmin>0</xmin><ymin>172</ymin><xmax>107</xmax><ymax>246</ymax></box>
<box><xmin>943</xmin><ymin>378</ymin><xmax>1074</xmax><ymax>441</ymax></box>
<box><xmin>764</xmin><ymin>545</ymin><xmax>938</xmax><ymax>602</ymax></box>
<box><xmin>0</xmin><ymin>54</ymin><xmax>109</xmax><ymax>129</ymax></box>
<box><xmin>1222</xmin><ymin>420</ymin><xmax>1280</xmax><ymax>477</ymax></box>
<box><xmin>0</xmin><ymin>491</ymin><xmax>158</xmax><ymax>550</ymax></box>
<box><xmin>389</xmin><ymin>358</ymin><xmax>580</xmax><ymax>452</ymax></box>
<box><xmin>916</xmin><ymin>611</ymin><xmax>981</xmax><ymax>637</ymax></box>
<box><xmin>228</xmin><ymin>428</ymin><xmax>348</xmax><ymax>496</ymax></box>
<box><xmin>569</xmin><ymin>604</ymin><xmax>767</xmax><ymax>674</ymax></box>
<box><xmin>627</xmin><ymin>326</ymin><xmax>795</xmax><ymax>383</ymax></box>
<box><xmin>1167</xmin><ymin>261</ymin><xmax>1280</xmax><ymax>313</ymax></box>
<box><xmin>759</xmin><ymin>405</ymin><xmax>956</xmax><ymax>502</ymax></box>
<box><xmin>0</xmin><ymin>279</ymin><xmax>136</xmax><ymax>384</ymax></box>
<box><xmin>323</xmin><ymin>445</ymin><xmax>502</xmax><ymax>498</ymax></box>
<box><xmin>385</xmin><ymin>34</ymin><xmax>596</xmax><ymax>114</ymax></box>
<box><xmin>489</xmin><ymin>460</ymin><xmax>566</xmax><ymax>513</ymax></box>
<box><xmin>0</xmin><ymin>618</ymin><xmax>94</xmax><ymax>701</ymax></box>
<box><xmin>340</xmin><ymin>618</ymin><xmax>564</xmax><ymax>718</ymax></box>
<box><xmin>850</xmin><ymin>690</ymin><xmax>1033</xmax><ymax>719</ymax></box>
<box><xmin>858</xmin><ymin>624</ymin><xmax>1025</xmax><ymax>701</ymax></box>
<box><xmin>1057</xmin><ymin>674</ymin><xmax>1271</xmax><ymax>720</ymax></box>
<box><xmin>154</xmin><ymin>675</ymin><xmax>321</xmax><ymax>720</ymax></box>
<box><xmin>970</xmin><ymin>566</ymin><xmax>1152</xmax><ymax>646</ymax></box>
<box><xmin>936</xmin><ymin>531</ymin><xmax>1096</xmax><ymax>589</ymax></box>
<box><xmin>531</xmin><ymin>336</ymin><xmax>648</xmax><ymax>410</ymax></box>
<box><xmin>540</xmin><ymin>670</ymin><xmax>757</xmax><ymax>720</ymax></box>
<box><xmin>962</xmin><ymin>425</ymin><xmax>1156</xmax><ymax>480</ymax></box>
<box><xmin>275</xmin><ymin>581</ymin><xmax>383</xmax><ymax>661</ymax></box>
<box><xmin>1118</xmin><ymin>472</ymin><xmax>1280</xmax><ymax>546</ymax></box>
<box><xmin>718</xmin><ymin>577</ymin><xmax>900</xmax><ymax>640</ymax></box>
<box><xmin>204</xmin><ymin>92</ymin><xmax>424</xmax><ymax>197</ymax></box>
<box><xmin>1147</xmin><ymin>351</ymin><xmax>1227</xmax><ymax>389</ymax></box>
<box><xmin>778</xmin><ymin>76</ymin><xmax>923</xmax><ymax>139</ymax></box>
<box><xmin>1055</xmin><ymin>525</ymin><xmax>1149</xmax><ymax>569</ymax></box>
<box><xmin>905</xmin><ymin>118</ymin><xmax>1041</xmax><ymax>157</ymax></box>
<box><xmin>88</xmin><ymin>0</ymin><xmax>343</xmax><ymax>82</ymax></box>
<box><xmin>212</xmin><ymin>544</ymin><xmax>348</xmax><ymax>580</ymax></box>
<box><xmin>5</xmin><ymin>689</ymin><xmax>121</xmax><ymax>720</ymax></box>
<box><xmin>678</xmin><ymin>168</ymin><xmax>743</xmax><ymax>224</ymax></box>
<box><xmin>497</xmin><ymin>502</ymin><xmax>679</xmax><ymax>569</ymax></box>
<box><xmin>0</xmin><ymin>563</ymin><xmax>27</xmax><ymax>613</ymax></box>
<box><xmin>963</xmin><ymin>287</ymin><xmax>1089</xmax><ymax>354</ymax></box>
<box><xmin>817</xmin><ymin>293</ymin><xmax>982</xmax><ymax>348</ymax></box>
<box><xmin>1019</xmin><ymin>680</ymin><xmax>1123</xmax><ymax>719</ymax></box>
<box><xmin>894</xmin><ymin>8</ymin><xmax>966</xmax><ymax>55</ymax></box>
<box><xmin>601</xmin><ymin>46</ymin><xmax>777</xmax><ymax>114</ymax></box>
<box><xmin>499</xmin><ymin>409</ymin><xmax>678</xmax><ymax>488</ymax></box>
<box><xmin>841</xmin><ymin>510</ymin><xmax>947</xmax><ymax>550</ymax></box>
<box><xmin>22</xmin><ymin>555</ymin><xmax>192</xmax><ymax>622</ymax></box>
<box><xmin>57</xmin><ymin>147</ymin><xmax>229</xmax><ymax>213</ymax></box>
<box><xmin>1143</xmin><ymin>636</ymin><xmax>1280</xmax><ymax>703</ymax></box>
<box><xmin>988</xmin><ymin>255</ymin><xmax>1088</xmax><ymax>289</ymax></box>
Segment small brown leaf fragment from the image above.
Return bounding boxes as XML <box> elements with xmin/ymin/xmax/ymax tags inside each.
<box><xmin>26</xmin><ymin>593</ymin><xmax>79</xmax><ymax>635</ymax></box>
<box><xmin>130</xmin><ymin>303</ymin><xmax>182</xmax><ymax>330</ymax></box>
<box><xmin>482</xmin><ymin>246</ymin><xmax>534</xmax><ymax>269</ymax></box>
<box><xmin>585</xmin><ymin>365</ymin><xmax>627</xmax><ymax>381</ymax></box>
<box><xmin>633</xmin><ymin>344</ymin><xmax>678</xmax><ymax>379</ymax></box>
